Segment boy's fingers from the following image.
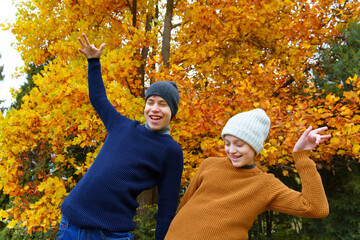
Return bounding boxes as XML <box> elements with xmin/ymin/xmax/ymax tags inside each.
<box><xmin>99</xmin><ymin>43</ymin><xmax>106</xmax><ymax>51</ymax></box>
<box><xmin>83</xmin><ymin>33</ymin><xmax>91</xmax><ymax>46</ymax></box>
<box><xmin>78</xmin><ymin>37</ymin><xmax>85</xmax><ymax>48</ymax></box>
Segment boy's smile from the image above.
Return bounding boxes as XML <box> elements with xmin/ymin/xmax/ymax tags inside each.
<box><xmin>145</xmin><ymin>95</ymin><xmax>172</xmax><ymax>131</ymax></box>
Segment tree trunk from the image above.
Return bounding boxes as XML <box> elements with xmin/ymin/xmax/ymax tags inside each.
<box><xmin>136</xmin><ymin>187</ymin><xmax>158</xmax><ymax>217</ymax></box>
<box><xmin>137</xmin><ymin>13</ymin><xmax>152</xmax><ymax>98</ymax></box>
<box><xmin>266</xmin><ymin>211</ymin><xmax>273</xmax><ymax>237</ymax></box>
<box><xmin>161</xmin><ymin>0</ymin><xmax>174</xmax><ymax>68</ymax></box>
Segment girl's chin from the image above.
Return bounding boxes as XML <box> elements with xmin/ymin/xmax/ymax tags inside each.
<box><xmin>231</xmin><ymin>161</ymin><xmax>243</xmax><ymax>167</ymax></box>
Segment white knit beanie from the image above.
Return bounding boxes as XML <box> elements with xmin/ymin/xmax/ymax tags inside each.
<box><xmin>221</xmin><ymin>109</ymin><xmax>271</xmax><ymax>155</ymax></box>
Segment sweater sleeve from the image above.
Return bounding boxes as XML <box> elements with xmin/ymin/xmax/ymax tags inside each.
<box><xmin>267</xmin><ymin>150</ymin><xmax>329</xmax><ymax>218</ymax></box>
<box><xmin>87</xmin><ymin>58</ymin><xmax>121</xmax><ymax>130</ymax></box>
<box><xmin>155</xmin><ymin>145</ymin><xmax>184</xmax><ymax>240</ymax></box>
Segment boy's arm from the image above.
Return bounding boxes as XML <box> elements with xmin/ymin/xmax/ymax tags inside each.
<box><xmin>87</xmin><ymin>58</ymin><xmax>121</xmax><ymax>129</ymax></box>
<box><xmin>155</xmin><ymin>147</ymin><xmax>184</xmax><ymax>240</ymax></box>
<box><xmin>78</xmin><ymin>33</ymin><xmax>123</xmax><ymax>129</ymax></box>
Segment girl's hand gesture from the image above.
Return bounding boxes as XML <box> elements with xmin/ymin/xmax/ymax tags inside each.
<box><xmin>78</xmin><ymin>33</ymin><xmax>105</xmax><ymax>59</ymax></box>
<box><xmin>293</xmin><ymin>126</ymin><xmax>332</xmax><ymax>152</ymax></box>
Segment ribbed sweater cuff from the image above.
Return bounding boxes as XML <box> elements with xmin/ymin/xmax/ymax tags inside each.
<box><xmin>292</xmin><ymin>150</ymin><xmax>316</xmax><ymax>169</ymax></box>
<box><xmin>292</xmin><ymin>150</ymin><xmax>310</xmax><ymax>158</ymax></box>
<box><xmin>87</xmin><ymin>58</ymin><xmax>100</xmax><ymax>63</ymax></box>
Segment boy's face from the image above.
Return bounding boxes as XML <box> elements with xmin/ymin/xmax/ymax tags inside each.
<box><xmin>224</xmin><ymin>135</ymin><xmax>256</xmax><ymax>168</ymax></box>
<box><xmin>144</xmin><ymin>95</ymin><xmax>172</xmax><ymax>131</ymax></box>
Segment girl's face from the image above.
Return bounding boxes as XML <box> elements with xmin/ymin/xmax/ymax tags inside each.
<box><xmin>224</xmin><ymin>135</ymin><xmax>256</xmax><ymax>168</ymax></box>
<box><xmin>144</xmin><ymin>95</ymin><xmax>172</xmax><ymax>131</ymax></box>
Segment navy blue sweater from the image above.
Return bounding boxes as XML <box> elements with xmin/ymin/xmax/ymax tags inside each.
<box><xmin>60</xmin><ymin>58</ymin><xmax>184</xmax><ymax>240</ymax></box>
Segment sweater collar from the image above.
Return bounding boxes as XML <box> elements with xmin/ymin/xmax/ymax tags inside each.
<box><xmin>241</xmin><ymin>164</ymin><xmax>255</xmax><ymax>169</ymax></box>
<box><xmin>145</xmin><ymin>122</ymin><xmax>170</xmax><ymax>135</ymax></box>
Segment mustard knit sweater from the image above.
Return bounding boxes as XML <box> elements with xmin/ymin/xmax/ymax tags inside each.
<box><xmin>165</xmin><ymin>151</ymin><xmax>329</xmax><ymax>240</ymax></box>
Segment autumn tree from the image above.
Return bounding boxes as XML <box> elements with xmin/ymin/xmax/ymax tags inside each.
<box><xmin>0</xmin><ymin>0</ymin><xmax>359</xmax><ymax>238</ymax></box>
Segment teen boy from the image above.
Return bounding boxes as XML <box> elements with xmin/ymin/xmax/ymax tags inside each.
<box><xmin>58</xmin><ymin>34</ymin><xmax>183</xmax><ymax>240</ymax></box>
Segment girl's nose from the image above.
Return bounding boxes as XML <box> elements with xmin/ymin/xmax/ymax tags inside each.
<box><xmin>229</xmin><ymin>145</ymin><xmax>236</xmax><ymax>153</ymax></box>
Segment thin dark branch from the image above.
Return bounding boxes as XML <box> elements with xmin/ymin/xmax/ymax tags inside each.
<box><xmin>171</xmin><ymin>22</ymin><xmax>181</xmax><ymax>29</ymax></box>
<box><xmin>126</xmin><ymin>0</ymin><xmax>133</xmax><ymax>12</ymax></box>
<box><xmin>272</xmin><ymin>75</ymin><xmax>295</xmax><ymax>97</ymax></box>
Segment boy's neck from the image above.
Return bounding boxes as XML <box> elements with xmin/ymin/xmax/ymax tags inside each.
<box><xmin>145</xmin><ymin>122</ymin><xmax>170</xmax><ymax>135</ymax></box>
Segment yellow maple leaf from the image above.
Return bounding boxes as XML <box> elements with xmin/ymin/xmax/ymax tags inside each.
<box><xmin>352</xmin><ymin>144</ymin><xmax>360</xmax><ymax>154</ymax></box>
<box><xmin>7</xmin><ymin>219</ymin><xmax>18</xmax><ymax>228</ymax></box>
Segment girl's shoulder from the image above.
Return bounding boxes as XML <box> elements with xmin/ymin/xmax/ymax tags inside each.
<box><xmin>199</xmin><ymin>157</ymin><xmax>229</xmax><ymax>169</ymax></box>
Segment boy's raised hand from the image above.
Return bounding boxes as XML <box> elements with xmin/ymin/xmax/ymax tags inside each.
<box><xmin>78</xmin><ymin>33</ymin><xmax>105</xmax><ymax>59</ymax></box>
<box><xmin>293</xmin><ymin>126</ymin><xmax>332</xmax><ymax>152</ymax></box>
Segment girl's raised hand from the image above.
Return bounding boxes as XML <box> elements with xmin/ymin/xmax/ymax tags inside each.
<box><xmin>293</xmin><ymin>126</ymin><xmax>332</xmax><ymax>152</ymax></box>
<box><xmin>78</xmin><ymin>33</ymin><xmax>105</xmax><ymax>59</ymax></box>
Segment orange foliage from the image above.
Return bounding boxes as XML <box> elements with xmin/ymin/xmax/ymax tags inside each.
<box><xmin>0</xmin><ymin>0</ymin><xmax>359</xmax><ymax>235</ymax></box>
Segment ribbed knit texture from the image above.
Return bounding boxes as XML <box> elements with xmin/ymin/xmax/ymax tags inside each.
<box><xmin>221</xmin><ymin>109</ymin><xmax>271</xmax><ymax>155</ymax></box>
<box><xmin>165</xmin><ymin>151</ymin><xmax>329</xmax><ymax>240</ymax></box>
<box><xmin>60</xmin><ymin>58</ymin><xmax>184</xmax><ymax>240</ymax></box>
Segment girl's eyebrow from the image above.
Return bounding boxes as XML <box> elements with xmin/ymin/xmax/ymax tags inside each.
<box><xmin>235</xmin><ymin>139</ymin><xmax>245</xmax><ymax>144</ymax></box>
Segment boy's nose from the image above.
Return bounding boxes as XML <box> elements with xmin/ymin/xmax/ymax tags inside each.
<box><xmin>151</xmin><ymin>104</ymin><xmax>160</xmax><ymax>111</ymax></box>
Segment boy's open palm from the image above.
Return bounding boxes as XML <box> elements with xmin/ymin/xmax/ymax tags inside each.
<box><xmin>293</xmin><ymin>126</ymin><xmax>331</xmax><ymax>152</ymax></box>
<box><xmin>78</xmin><ymin>33</ymin><xmax>105</xmax><ymax>59</ymax></box>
